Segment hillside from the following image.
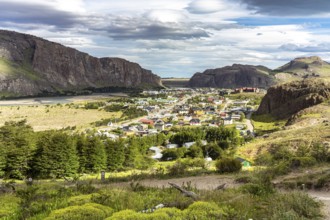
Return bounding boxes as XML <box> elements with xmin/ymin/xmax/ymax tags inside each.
<box><xmin>188</xmin><ymin>64</ymin><xmax>275</xmax><ymax>88</ymax></box>
<box><xmin>256</xmin><ymin>78</ymin><xmax>330</xmax><ymax>119</ymax></box>
<box><xmin>0</xmin><ymin>30</ymin><xmax>162</xmax><ymax>98</ymax></box>
<box><xmin>274</xmin><ymin>56</ymin><xmax>330</xmax><ymax>81</ymax></box>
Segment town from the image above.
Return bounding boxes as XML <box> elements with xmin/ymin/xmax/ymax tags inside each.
<box><xmin>97</xmin><ymin>87</ymin><xmax>264</xmax><ymax>160</ymax></box>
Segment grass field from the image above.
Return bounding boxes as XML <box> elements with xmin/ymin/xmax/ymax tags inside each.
<box><xmin>0</xmin><ymin>104</ymin><xmax>121</xmax><ymax>131</ymax></box>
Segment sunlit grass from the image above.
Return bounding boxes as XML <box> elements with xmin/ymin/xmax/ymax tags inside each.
<box><xmin>0</xmin><ymin>104</ymin><xmax>121</xmax><ymax>131</ymax></box>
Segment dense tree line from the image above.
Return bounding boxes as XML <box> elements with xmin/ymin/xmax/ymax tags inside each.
<box><xmin>0</xmin><ymin>121</ymin><xmax>166</xmax><ymax>179</ymax></box>
<box><xmin>0</xmin><ymin>120</ymin><xmax>244</xmax><ymax>179</ymax></box>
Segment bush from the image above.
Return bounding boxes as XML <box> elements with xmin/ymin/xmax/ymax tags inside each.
<box><xmin>240</xmin><ymin>183</ymin><xmax>273</xmax><ymax>196</ymax></box>
<box><xmin>290</xmin><ymin>157</ymin><xmax>317</xmax><ymax>168</ymax></box>
<box><xmin>183</xmin><ymin>201</ymin><xmax>227</xmax><ymax>220</ymax></box>
<box><xmin>161</xmin><ymin>148</ymin><xmax>185</xmax><ymax>161</ymax></box>
<box><xmin>45</xmin><ymin>203</ymin><xmax>113</xmax><ymax>220</ymax></box>
<box><xmin>85</xmin><ymin>102</ymin><xmax>106</xmax><ymax>109</ymax></box>
<box><xmin>68</xmin><ymin>194</ymin><xmax>92</xmax><ymax>206</ymax></box>
<box><xmin>106</xmin><ymin>209</ymin><xmax>173</xmax><ymax>220</ymax></box>
<box><xmin>215</xmin><ymin>158</ymin><xmax>242</xmax><ymax>173</ymax></box>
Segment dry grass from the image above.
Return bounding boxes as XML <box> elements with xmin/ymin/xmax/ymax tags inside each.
<box><xmin>0</xmin><ymin>105</ymin><xmax>121</xmax><ymax>131</ymax></box>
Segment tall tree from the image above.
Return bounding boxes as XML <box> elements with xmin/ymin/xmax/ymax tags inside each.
<box><xmin>31</xmin><ymin>131</ymin><xmax>79</xmax><ymax>178</ymax></box>
<box><xmin>77</xmin><ymin>135</ymin><xmax>106</xmax><ymax>173</ymax></box>
<box><xmin>104</xmin><ymin>139</ymin><xmax>125</xmax><ymax>171</ymax></box>
<box><xmin>0</xmin><ymin>120</ymin><xmax>35</xmax><ymax>179</ymax></box>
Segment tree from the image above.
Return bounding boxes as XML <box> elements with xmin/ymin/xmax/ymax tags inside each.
<box><xmin>31</xmin><ymin>131</ymin><xmax>79</xmax><ymax>178</ymax></box>
<box><xmin>0</xmin><ymin>141</ymin><xmax>5</xmax><ymax>177</ymax></box>
<box><xmin>105</xmin><ymin>139</ymin><xmax>125</xmax><ymax>171</ymax></box>
<box><xmin>185</xmin><ymin>145</ymin><xmax>203</xmax><ymax>159</ymax></box>
<box><xmin>170</xmin><ymin>128</ymin><xmax>205</xmax><ymax>146</ymax></box>
<box><xmin>201</xmin><ymin>142</ymin><xmax>223</xmax><ymax>160</ymax></box>
<box><xmin>77</xmin><ymin>135</ymin><xmax>107</xmax><ymax>173</ymax></box>
<box><xmin>0</xmin><ymin>120</ymin><xmax>35</xmax><ymax>179</ymax></box>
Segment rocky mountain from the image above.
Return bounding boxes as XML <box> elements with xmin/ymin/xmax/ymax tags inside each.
<box><xmin>0</xmin><ymin>30</ymin><xmax>162</xmax><ymax>98</ymax></box>
<box><xmin>256</xmin><ymin>79</ymin><xmax>330</xmax><ymax>119</ymax></box>
<box><xmin>188</xmin><ymin>64</ymin><xmax>275</xmax><ymax>88</ymax></box>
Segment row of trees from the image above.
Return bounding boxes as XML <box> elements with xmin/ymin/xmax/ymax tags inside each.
<box><xmin>0</xmin><ymin>121</ymin><xmax>243</xmax><ymax>179</ymax></box>
<box><xmin>0</xmin><ymin>121</ymin><xmax>166</xmax><ymax>179</ymax></box>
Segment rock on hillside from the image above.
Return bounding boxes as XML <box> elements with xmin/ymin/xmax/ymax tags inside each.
<box><xmin>256</xmin><ymin>79</ymin><xmax>330</xmax><ymax>119</ymax></box>
<box><xmin>188</xmin><ymin>64</ymin><xmax>275</xmax><ymax>88</ymax></box>
<box><xmin>0</xmin><ymin>30</ymin><xmax>162</xmax><ymax>97</ymax></box>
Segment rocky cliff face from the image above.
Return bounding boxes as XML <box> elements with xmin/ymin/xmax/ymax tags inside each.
<box><xmin>0</xmin><ymin>30</ymin><xmax>162</xmax><ymax>97</ymax></box>
<box><xmin>188</xmin><ymin>64</ymin><xmax>275</xmax><ymax>88</ymax></box>
<box><xmin>256</xmin><ymin>79</ymin><xmax>330</xmax><ymax>119</ymax></box>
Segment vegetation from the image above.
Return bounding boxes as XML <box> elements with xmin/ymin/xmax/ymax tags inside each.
<box><xmin>0</xmin><ymin>179</ymin><xmax>323</xmax><ymax>219</ymax></box>
<box><xmin>251</xmin><ymin>114</ymin><xmax>286</xmax><ymax>135</ymax></box>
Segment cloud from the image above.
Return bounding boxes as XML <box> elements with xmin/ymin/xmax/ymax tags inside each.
<box><xmin>279</xmin><ymin>43</ymin><xmax>330</xmax><ymax>52</ymax></box>
<box><xmin>93</xmin><ymin>16</ymin><xmax>210</xmax><ymax>40</ymax></box>
<box><xmin>0</xmin><ymin>1</ymin><xmax>83</xmax><ymax>28</ymax></box>
<box><xmin>240</xmin><ymin>0</ymin><xmax>330</xmax><ymax>16</ymax></box>
<box><xmin>186</xmin><ymin>0</ymin><xmax>226</xmax><ymax>14</ymax></box>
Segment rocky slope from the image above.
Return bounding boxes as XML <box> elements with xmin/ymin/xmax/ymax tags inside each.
<box><xmin>0</xmin><ymin>30</ymin><xmax>162</xmax><ymax>97</ymax></box>
<box><xmin>275</xmin><ymin>56</ymin><xmax>330</xmax><ymax>79</ymax></box>
<box><xmin>256</xmin><ymin>79</ymin><xmax>330</xmax><ymax>119</ymax></box>
<box><xmin>188</xmin><ymin>64</ymin><xmax>275</xmax><ymax>88</ymax></box>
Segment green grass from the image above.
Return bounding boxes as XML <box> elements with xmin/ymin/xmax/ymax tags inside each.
<box><xmin>0</xmin><ymin>194</ymin><xmax>20</xmax><ymax>218</ymax></box>
<box><xmin>0</xmin><ymin>58</ymin><xmax>41</xmax><ymax>81</ymax></box>
<box><xmin>251</xmin><ymin>114</ymin><xmax>286</xmax><ymax>135</ymax></box>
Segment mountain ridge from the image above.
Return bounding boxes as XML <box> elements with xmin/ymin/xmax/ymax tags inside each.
<box><xmin>189</xmin><ymin>56</ymin><xmax>330</xmax><ymax>88</ymax></box>
<box><xmin>0</xmin><ymin>29</ymin><xmax>163</xmax><ymax>98</ymax></box>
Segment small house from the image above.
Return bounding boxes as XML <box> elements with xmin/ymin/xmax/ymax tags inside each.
<box><xmin>189</xmin><ymin>118</ymin><xmax>201</xmax><ymax>126</ymax></box>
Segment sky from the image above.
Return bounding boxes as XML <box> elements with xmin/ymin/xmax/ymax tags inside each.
<box><xmin>1</xmin><ymin>0</ymin><xmax>330</xmax><ymax>77</ymax></box>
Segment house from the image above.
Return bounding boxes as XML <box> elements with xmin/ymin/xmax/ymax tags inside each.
<box><xmin>148</xmin><ymin>129</ymin><xmax>158</xmax><ymax>134</ymax></box>
<box><xmin>220</xmin><ymin>112</ymin><xmax>228</xmax><ymax>119</ymax></box>
<box><xmin>213</xmin><ymin>99</ymin><xmax>223</xmax><ymax>105</ymax></box>
<box><xmin>235</xmin><ymin>124</ymin><xmax>245</xmax><ymax>130</ymax></box>
<box><xmin>183</xmin><ymin>142</ymin><xmax>196</xmax><ymax>148</ymax></box>
<box><xmin>139</xmin><ymin>119</ymin><xmax>154</xmax><ymax>126</ymax></box>
<box><xmin>236</xmin><ymin>157</ymin><xmax>251</xmax><ymax>167</ymax></box>
<box><xmin>223</xmin><ymin>118</ymin><xmax>233</xmax><ymax>125</ymax></box>
<box><xmin>166</xmin><ymin>144</ymin><xmax>179</xmax><ymax>149</ymax></box>
<box><xmin>183</xmin><ymin>116</ymin><xmax>192</xmax><ymax>122</ymax></box>
<box><xmin>190</xmin><ymin>107</ymin><xmax>204</xmax><ymax>116</ymax></box>
<box><xmin>165</xmin><ymin>123</ymin><xmax>173</xmax><ymax>128</ymax></box>
<box><xmin>234</xmin><ymin>87</ymin><xmax>260</xmax><ymax>93</ymax></box>
<box><xmin>154</xmin><ymin>120</ymin><xmax>165</xmax><ymax>131</ymax></box>
<box><xmin>231</xmin><ymin>114</ymin><xmax>241</xmax><ymax>121</ymax></box>
<box><xmin>189</xmin><ymin>118</ymin><xmax>201</xmax><ymax>126</ymax></box>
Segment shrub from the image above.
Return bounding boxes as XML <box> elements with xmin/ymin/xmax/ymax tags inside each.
<box><xmin>153</xmin><ymin>207</ymin><xmax>183</xmax><ymax>219</ymax></box>
<box><xmin>85</xmin><ymin>102</ymin><xmax>106</xmax><ymax>109</ymax></box>
<box><xmin>290</xmin><ymin>157</ymin><xmax>317</xmax><ymax>168</ymax></box>
<box><xmin>272</xmin><ymin>192</ymin><xmax>322</xmax><ymax>219</ymax></box>
<box><xmin>240</xmin><ymin>183</ymin><xmax>272</xmax><ymax>196</ymax></box>
<box><xmin>183</xmin><ymin>201</ymin><xmax>227</xmax><ymax>220</ymax></box>
<box><xmin>215</xmin><ymin>158</ymin><xmax>242</xmax><ymax>173</ymax></box>
<box><xmin>68</xmin><ymin>194</ymin><xmax>92</xmax><ymax>206</ymax></box>
<box><xmin>45</xmin><ymin>203</ymin><xmax>113</xmax><ymax>220</ymax></box>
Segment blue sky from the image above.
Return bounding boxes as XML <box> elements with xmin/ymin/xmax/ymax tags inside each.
<box><xmin>1</xmin><ymin>0</ymin><xmax>330</xmax><ymax>77</ymax></box>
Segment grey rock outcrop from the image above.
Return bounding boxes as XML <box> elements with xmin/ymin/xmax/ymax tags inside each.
<box><xmin>188</xmin><ymin>64</ymin><xmax>275</xmax><ymax>88</ymax></box>
<box><xmin>0</xmin><ymin>30</ymin><xmax>162</xmax><ymax>97</ymax></box>
<box><xmin>256</xmin><ymin>79</ymin><xmax>330</xmax><ymax>119</ymax></box>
